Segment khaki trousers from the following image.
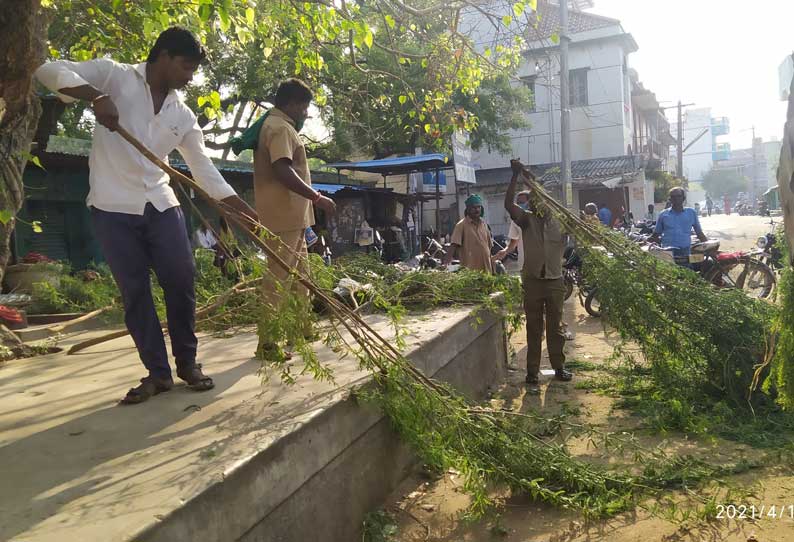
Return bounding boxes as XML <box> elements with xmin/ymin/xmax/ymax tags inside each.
<box><xmin>523</xmin><ymin>277</ymin><xmax>566</xmax><ymax>377</ymax></box>
<box><xmin>261</xmin><ymin>228</ymin><xmax>309</xmax><ymax>315</ymax></box>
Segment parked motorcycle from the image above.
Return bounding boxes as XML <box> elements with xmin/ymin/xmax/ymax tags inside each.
<box><xmin>562</xmin><ymin>246</ymin><xmax>601</xmax><ymax>317</ymax></box>
<box><xmin>686</xmin><ymin>239</ymin><xmax>775</xmax><ymax>298</ymax></box>
<box><xmin>751</xmin><ymin>220</ymin><xmax>784</xmax><ymax>272</ymax></box>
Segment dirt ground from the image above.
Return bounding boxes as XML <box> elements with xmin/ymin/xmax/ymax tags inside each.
<box><xmin>380</xmin><ymin>297</ymin><xmax>794</xmax><ymax>542</ymax></box>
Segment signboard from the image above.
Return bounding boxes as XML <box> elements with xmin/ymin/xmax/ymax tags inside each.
<box><xmin>452</xmin><ymin>131</ymin><xmax>476</xmax><ymax>184</ymax></box>
<box><xmin>780</xmin><ymin>56</ymin><xmax>794</xmax><ymax>101</ymax></box>
<box><xmin>421</xmin><ymin>170</ymin><xmax>447</xmax><ymax>194</ymax></box>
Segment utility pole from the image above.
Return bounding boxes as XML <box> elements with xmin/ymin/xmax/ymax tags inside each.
<box><xmin>559</xmin><ymin>0</ymin><xmax>572</xmax><ymax>208</ymax></box>
<box><xmin>750</xmin><ymin>125</ymin><xmax>757</xmax><ymax>205</ymax></box>
<box><xmin>664</xmin><ymin>100</ymin><xmax>695</xmax><ymax>179</ymax></box>
<box><xmin>677</xmin><ymin>100</ymin><xmax>683</xmax><ymax>179</ymax></box>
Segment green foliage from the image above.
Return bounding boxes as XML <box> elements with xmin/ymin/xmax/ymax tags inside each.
<box><xmin>702</xmin><ymin>168</ymin><xmax>749</xmax><ymax>199</ymax></box>
<box><xmin>45</xmin><ymin>0</ymin><xmax>531</xmax><ymax>161</ymax></box>
<box><xmin>766</xmin><ymin>242</ymin><xmax>794</xmax><ymax>409</ymax></box>
<box><xmin>362</xmin><ymin>510</ymin><xmax>398</xmax><ymax>542</ymax></box>
<box><xmin>26</xmin><ymin>249</ymin><xmax>267</xmax><ymax>330</ymax></box>
<box><xmin>578</xmin><ymin>239</ymin><xmax>778</xmax><ymax>434</ymax></box>
<box><xmin>647</xmin><ymin>170</ymin><xmax>683</xmax><ymax>203</ymax></box>
<box><xmin>29</xmin><ymin>264</ymin><xmax>122</xmax><ymax>321</ymax></box>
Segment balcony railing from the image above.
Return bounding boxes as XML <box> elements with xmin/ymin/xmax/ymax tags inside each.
<box><xmin>711</xmin><ymin>117</ymin><xmax>730</xmax><ymax>136</ymax></box>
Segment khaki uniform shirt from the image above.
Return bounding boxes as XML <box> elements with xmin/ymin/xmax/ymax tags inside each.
<box><xmin>514</xmin><ymin>211</ymin><xmax>565</xmax><ymax>280</ymax></box>
<box><xmin>254</xmin><ymin>108</ymin><xmax>314</xmax><ymax>233</ymax></box>
<box><xmin>450</xmin><ymin>217</ymin><xmax>494</xmax><ymax>273</ymax></box>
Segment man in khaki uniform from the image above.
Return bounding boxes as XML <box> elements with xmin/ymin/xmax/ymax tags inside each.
<box><xmin>254</xmin><ymin>79</ymin><xmax>336</xmax><ymax>357</ymax></box>
<box><xmin>505</xmin><ymin>160</ymin><xmax>573</xmax><ymax>386</ymax></box>
<box><xmin>443</xmin><ymin>194</ymin><xmax>494</xmax><ymax>273</ymax></box>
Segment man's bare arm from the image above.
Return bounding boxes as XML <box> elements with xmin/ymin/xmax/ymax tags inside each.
<box><xmin>443</xmin><ymin>244</ymin><xmax>459</xmax><ymax>266</ymax></box>
<box><xmin>505</xmin><ymin>160</ymin><xmax>530</xmax><ymax>225</ymax></box>
<box><xmin>272</xmin><ymin>158</ymin><xmax>336</xmax><ymax>215</ymax></box>
<box><xmin>56</xmin><ymin>85</ymin><xmax>119</xmax><ymax>131</ymax></box>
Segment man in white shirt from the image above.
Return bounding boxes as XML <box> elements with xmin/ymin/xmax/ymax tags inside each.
<box><xmin>35</xmin><ymin>27</ymin><xmax>258</xmax><ymax>404</ymax></box>
<box><xmin>494</xmin><ymin>190</ymin><xmax>530</xmax><ymax>270</ymax></box>
<box><xmin>192</xmin><ymin>224</ymin><xmax>218</xmax><ymax>250</ymax></box>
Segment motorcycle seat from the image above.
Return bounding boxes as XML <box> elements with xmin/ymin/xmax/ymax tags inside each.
<box><xmin>691</xmin><ymin>240</ymin><xmax>720</xmax><ymax>253</ymax></box>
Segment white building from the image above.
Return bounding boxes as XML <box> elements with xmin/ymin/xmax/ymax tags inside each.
<box><xmin>668</xmin><ymin>107</ymin><xmax>731</xmax><ymax>184</ymax></box>
<box><xmin>454</xmin><ymin>1</ymin><xmax>654</xmax><ymax>235</ymax></box>
<box><xmin>780</xmin><ymin>55</ymin><xmax>793</xmax><ymax>101</ymax></box>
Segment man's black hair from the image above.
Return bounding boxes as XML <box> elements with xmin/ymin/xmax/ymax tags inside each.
<box><xmin>274</xmin><ymin>78</ymin><xmax>313</xmax><ymax>107</ymax></box>
<box><xmin>147</xmin><ymin>27</ymin><xmax>206</xmax><ymax>63</ymax></box>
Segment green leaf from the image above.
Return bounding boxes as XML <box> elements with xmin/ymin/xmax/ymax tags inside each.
<box><xmin>32</xmin><ymin>221</ymin><xmax>43</xmax><ymax>234</ymax></box>
<box><xmin>363</xmin><ymin>29</ymin><xmax>373</xmax><ymax>49</ymax></box>
<box><xmin>263</xmin><ymin>46</ymin><xmax>273</xmax><ymax>58</ymax></box>
<box><xmin>218</xmin><ymin>6</ymin><xmax>231</xmax><ymax>32</ymax></box>
<box><xmin>384</xmin><ymin>15</ymin><xmax>395</xmax><ymax>29</ymax></box>
<box><xmin>198</xmin><ymin>3</ymin><xmax>212</xmax><ymax>22</ymax></box>
<box><xmin>209</xmin><ymin>90</ymin><xmax>221</xmax><ymax>109</ymax></box>
<box><xmin>398</xmin><ymin>95</ymin><xmax>407</xmax><ymax>105</ymax></box>
<box><xmin>0</xmin><ymin>210</ymin><xmax>13</xmax><ymax>226</ymax></box>
<box><xmin>550</xmin><ymin>33</ymin><xmax>559</xmax><ymax>44</ymax></box>
<box><xmin>502</xmin><ymin>15</ymin><xmax>512</xmax><ymax>26</ymax></box>
<box><xmin>513</xmin><ymin>3</ymin><xmax>524</xmax><ymax>17</ymax></box>
<box><xmin>29</xmin><ymin>155</ymin><xmax>44</xmax><ymax>170</ymax></box>
<box><xmin>424</xmin><ymin>123</ymin><xmax>431</xmax><ymax>134</ymax></box>
<box><xmin>245</xmin><ymin>7</ymin><xmax>255</xmax><ymax>25</ymax></box>
<box><xmin>529</xmin><ymin>0</ymin><xmax>538</xmax><ymax>10</ymax></box>
<box><xmin>197</xmin><ymin>96</ymin><xmax>207</xmax><ymax>107</ymax></box>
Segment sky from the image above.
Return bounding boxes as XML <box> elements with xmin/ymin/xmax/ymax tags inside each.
<box><xmin>588</xmin><ymin>0</ymin><xmax>791</xmax><ymax>151</ymax></box>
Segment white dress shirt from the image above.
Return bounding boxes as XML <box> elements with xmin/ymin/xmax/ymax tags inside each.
<box><xmin>508</xmin><ymin>220</ymin><xmax>524</xmax><ymax>270</ymax></box>
<box><xmin>192</xmin><ymin>227</ymin><xmax>218</xmax><ymax>250</ymax></box>
<box><xmin>35</xmin><ymin>59</ymin><xmax>236</xmax><ymax>215</ymax></box>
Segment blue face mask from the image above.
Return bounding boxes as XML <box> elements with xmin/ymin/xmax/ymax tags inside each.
<box><xmin>518</xmin><ymin>202</ymin><xmax>529</xmax><ymax>210</ymax></box>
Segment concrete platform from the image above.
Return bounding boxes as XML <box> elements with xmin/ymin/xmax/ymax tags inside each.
<box><xmin>0</xmin><ymin>305</ymin><xmax>507</xmax><ymax>542</ymax></box>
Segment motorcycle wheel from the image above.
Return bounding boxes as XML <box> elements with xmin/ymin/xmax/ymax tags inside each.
<box><xmin>564</xmin><ymin>275</ymin><xmax>574</xmax><ymax>301</ymax></box>
<box><xmin>707</xmin><ymin>258</ymin><xmax>776</xmax><ymax>299</ymax></box>
<box><xmin>584</xmin><ymin>289</ymin><xmax>602</xmax><ymax>318</ymax></box>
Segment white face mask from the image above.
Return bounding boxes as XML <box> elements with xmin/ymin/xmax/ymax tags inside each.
<box><xmin>518</xmin><ymin>202</ymin><xmax>529</xmax><ymax>210</ymax></box>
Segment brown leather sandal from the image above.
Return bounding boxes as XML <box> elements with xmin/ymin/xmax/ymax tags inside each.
<box><xmin>120</xmin><ymin>376</ymin><xmax>173</xmax><ymax>405</ymax></box>
<box><xmin>176</xmin><ymin>364</ymin><xmax>215</xmax><ymax>391</ymax></box>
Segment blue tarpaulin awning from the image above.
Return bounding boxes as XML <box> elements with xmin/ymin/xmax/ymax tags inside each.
<box><xmin>313</xmin><ymin>183</ymin><xmax>360</xmax><ymax>194</ymax></box>
<box><xmin>323</xmin><ymin>154</ymin><xmax>452</xmax><ymax>176</ymax></box>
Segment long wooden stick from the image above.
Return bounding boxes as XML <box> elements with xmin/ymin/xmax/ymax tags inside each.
<box><xmin>67</xmin><ymin>276</ymin><xmax>263</xmax><ymax>354</ymax></box>
<box><xmin>49</xmin><ymin>305</ymin><xmax>113</xmax><ymax>333</ymax></box>
<box><xmin>110</xmin><ymin>126</ymin><xmax>448</xmax><ymax>393</ymax></box>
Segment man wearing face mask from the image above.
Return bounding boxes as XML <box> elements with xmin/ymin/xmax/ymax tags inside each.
<box><xmin>444</xmin><ymin>194</ymin><xmax>494</xmax><ymax>273</ymax></box>
<box><xmin>254</xmin><ymin>78</ymin><xmax>336</xmax><ymax>359</ymax></box>
<box><xmin>34</xmin><ymin>27</ymin><xmax>258</xmax><ymax>404</ymax></box>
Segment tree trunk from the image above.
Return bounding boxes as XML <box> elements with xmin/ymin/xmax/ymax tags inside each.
<box><xmin>778</xmin><ymin>55</ymin><xmax>794</xmax><ymax>264</ymax></box>
<box><xmin>0</xmin><ymin>0</ymin><xmax>49</xmax><ymax>283</ymax></box>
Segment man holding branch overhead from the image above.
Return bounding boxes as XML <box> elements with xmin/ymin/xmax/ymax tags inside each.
<box><xmin>504</xmin><ymin>160</ymin><xmax>573</xmax><ymax>387</ymax></box>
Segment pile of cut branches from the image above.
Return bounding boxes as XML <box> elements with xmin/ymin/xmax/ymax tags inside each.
<box><xmin>518</xmin><ymin>170</ymin><xmax>790</xmax><ymax>435</ymax></box>
<box><xmin>100</xmin><ymin>126</ymin><xmax>777</xmax><ymax>518</ymax></box>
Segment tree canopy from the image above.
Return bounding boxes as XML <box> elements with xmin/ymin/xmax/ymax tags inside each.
<box><xmin>45</xmin><ymin>0</ymin><xmax>540</xmax><ymax>161</ymax></box>
<box><xmin>702</xmin><ymin>167</ymin><xmax>749</xmax><ymax>199</ymax></box>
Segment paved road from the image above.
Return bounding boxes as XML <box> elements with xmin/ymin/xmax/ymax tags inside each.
<box><xmin>699</xmin><ymin>213</ymin><xmax>779</xmax><ymax>252</ymax></box>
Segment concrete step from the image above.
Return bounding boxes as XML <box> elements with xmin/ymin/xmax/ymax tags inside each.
<box><xmin>0</xmin><ymin>305</ymin><xmax>507</xmax><ymax>542</ymax></box>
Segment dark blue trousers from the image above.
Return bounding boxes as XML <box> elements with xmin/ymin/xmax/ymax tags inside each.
<box><xmin>91</xmin><ymin>204</ymin><xmax>197</xmax><ymax>380</ymax></box>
